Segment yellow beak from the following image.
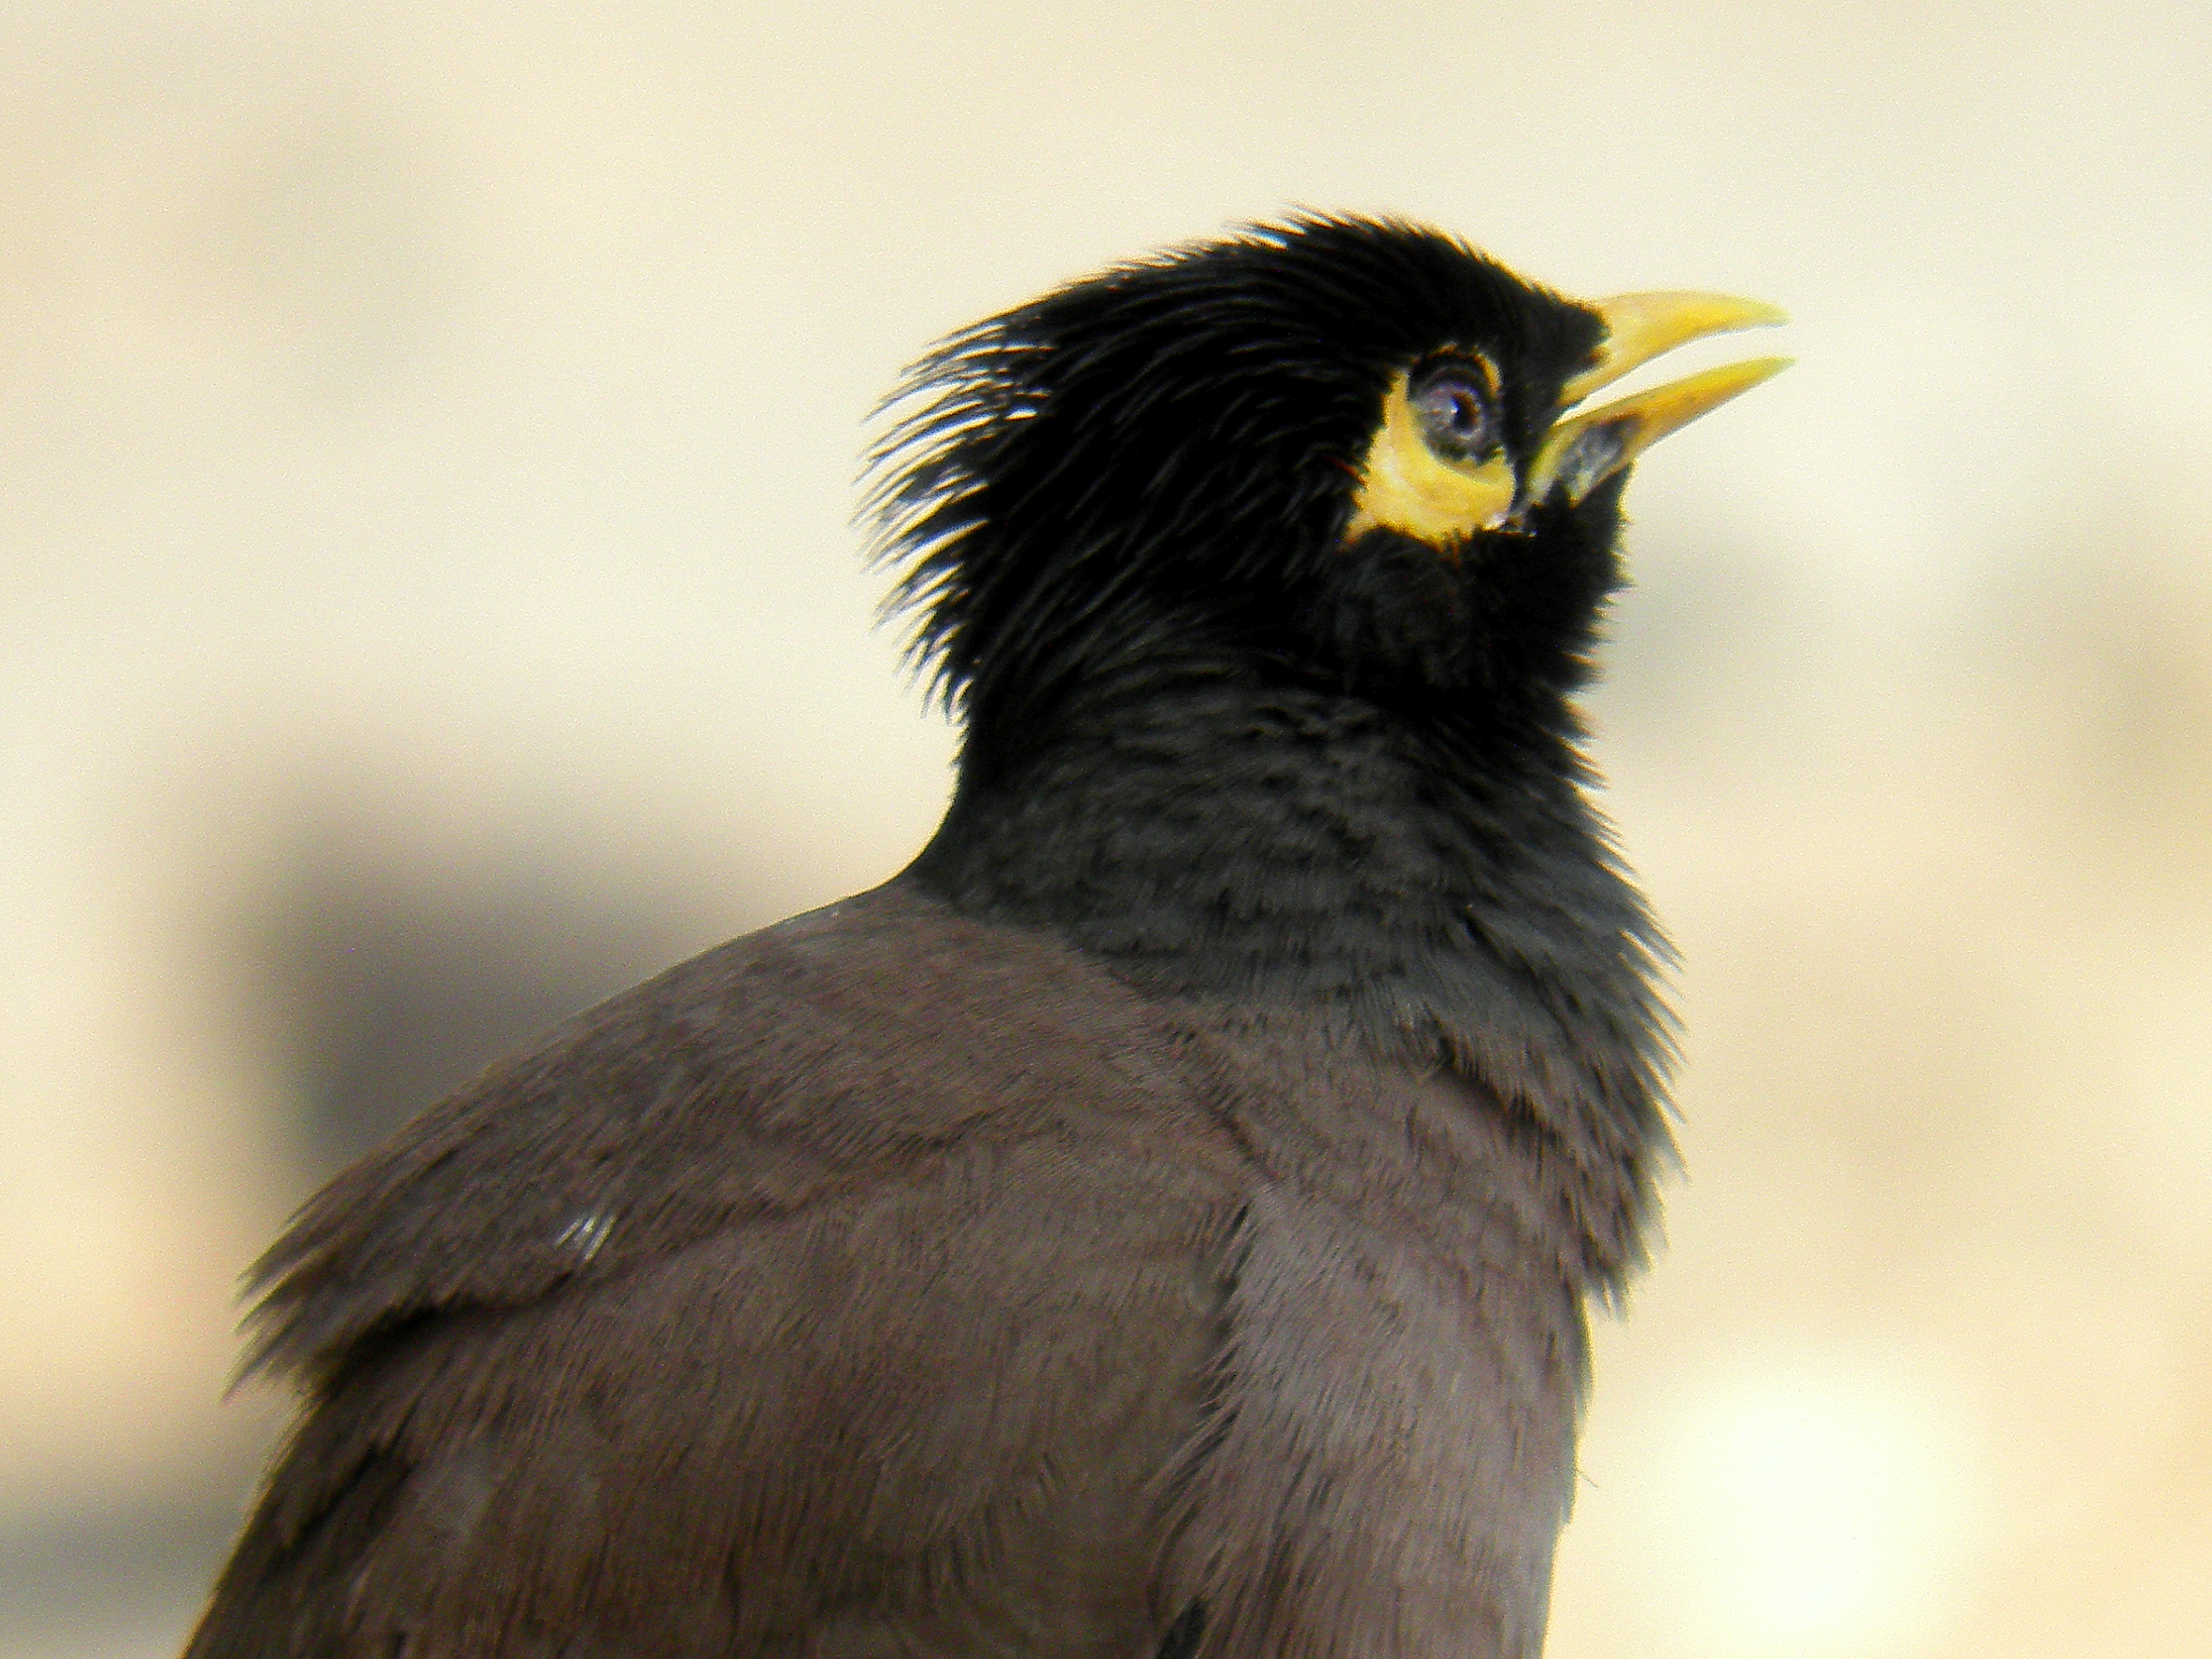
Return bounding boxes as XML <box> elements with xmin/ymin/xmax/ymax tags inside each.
<box><xmin>1525</xmin><ymin>291</ymin><xmax>1791</xmax><ymax>511</ymax></box>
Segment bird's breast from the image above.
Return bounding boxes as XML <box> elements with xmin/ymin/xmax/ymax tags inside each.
<box><xmin>1151</xmin><ymin>1016</ymin><xmax>1593</xmax><ymax>1654</ymax></box>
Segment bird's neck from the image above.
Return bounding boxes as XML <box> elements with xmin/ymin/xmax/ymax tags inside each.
<box><xmin>904</xmin><ymin>663</ymin><xmax>1670</xmax><ymax>1178</ymax></box>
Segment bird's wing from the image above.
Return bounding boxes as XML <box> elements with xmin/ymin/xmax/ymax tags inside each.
<box><xmin>188</xmin><ymin>883</ymin><xmax>1247</xmax><ymax>1658</ymax></box>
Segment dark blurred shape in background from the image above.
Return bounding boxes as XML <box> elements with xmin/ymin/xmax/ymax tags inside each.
<box><xmin>249</xmin><ymin>828</ymin><xmax>703</xmax><ymax>1174</ymax></box>
<box><xmin>2</xmin><ymin>791</ymin><xmax>746</xmax><ymax>1659</ymax></box>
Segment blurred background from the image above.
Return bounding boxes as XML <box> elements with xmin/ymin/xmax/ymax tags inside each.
<box><xmin>3</xmin><ymin>3</ymin><xmax>2208</xmax><ymax>1656</ymax></box>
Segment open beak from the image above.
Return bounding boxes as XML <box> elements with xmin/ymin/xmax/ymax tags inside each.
<box><xmin>1519</xmin><ymin>291</ymin><xmax>1791</xmax><ymax>514</ymax></box>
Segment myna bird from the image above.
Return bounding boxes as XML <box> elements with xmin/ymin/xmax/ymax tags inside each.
<box><xmin>185</xmin><ymin>216</ymin><xmax>1786</xmax><ymax>1659</ymax></box>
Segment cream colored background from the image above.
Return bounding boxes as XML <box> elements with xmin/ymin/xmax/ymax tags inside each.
<box><xmin>4</xmin><ymin>4</ymin><xmax>2209</xmax><ymax>1656</ymax></box>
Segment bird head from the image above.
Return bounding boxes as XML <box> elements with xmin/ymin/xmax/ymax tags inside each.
<box><xmin>871</xmin><ymin>216</ymin><xmax>1785</xmax><ymax>762</ymax></box>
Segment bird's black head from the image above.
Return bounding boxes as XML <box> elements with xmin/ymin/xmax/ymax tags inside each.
<box><xmin>871</xmin><ymin>215</ymin><xmax>1784</xmax><ymax>773</ymax></box>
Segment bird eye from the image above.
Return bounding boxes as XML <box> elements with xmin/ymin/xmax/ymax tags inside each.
<box><xmin>1409</xmin><ymin>363</ymin><xmax>1500</xmax><ymax>466</ymax></box>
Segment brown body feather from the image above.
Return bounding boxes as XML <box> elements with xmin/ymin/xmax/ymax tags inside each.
<box><xmin>191</xmin><ymin>886</ymin><xmax>1593</xmax><ymax>1658</ymax></box>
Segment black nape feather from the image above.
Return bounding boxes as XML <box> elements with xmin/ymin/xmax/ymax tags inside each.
<box><xmin>866</xmin><ymin>214</ymin><xmax>1607</xmax><ymax>770</ymax></box>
